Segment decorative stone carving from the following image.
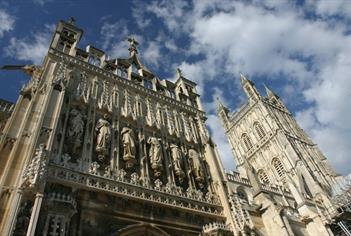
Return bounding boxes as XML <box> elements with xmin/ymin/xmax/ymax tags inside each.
<box><xmin>166</xmin><ymin>108</ymin><xmax>175</xmax><ymax>135</ymax></box>
<box><xmin>65</xmin><ymin>108</ymin><xmax>85</xmax><ymax>157</ymax></box>
<box><xmin>146</xmin><ymin>98</ymin><xmax>156</xmax><ymax>127</ymax></box>
<box><xmin>98</xmin><ymin>80</ymin><xmax>112</xmax><ymax>112</ymax></box>
<box><xmin>130</xmin><ymin>172</ymin><xmax>140</xmax><ymax>185</ymax></box>
<box><xmin>61</xmin><ymin>153</ymin><xmax>71</xmax><ymax>167</ymax></box>
<box><xmin>95</xmin><ymin>114</ymin><xmax>111</xmax><ymax>161</ymax></box>
<box><xmin>188</xmin><ymin>149</ymin><xmax>204</xmax><ymax>187</ymax></box>
<box><xmin>154</xmin><ymin>179</ymin><xmax>163</xmax><ymax>191</ymax></box>
<box><xmin>122</xmin><ymin>90</ymin><xmax>136</xmax><ymax>120</ymax></box>
<box><xmin>121</xmin><ymin>127</ymin><xmax>136</xmax><ymax>169</ymax></box>
<box><xmin>104</xmin><ymin>166</ymin><xmax>112</xmax><ymax>178</ymax></box>
<box><xmin>170</xmin><ymin>144</ymin><xmax>185</xmax><ymax>182</ymax></box>
<box><xmin>148</xmin><ymin>136</ymin><xmax>163</xmax><ymax>177</ymax></box>
<box><xmin>117</xmin><ymin>169</ymin><xmax>127</xmax><ymax>182</ymax></box>
<box><xmin>181</xmin><ymin>113</ymin><xmax>192</xmax><ymax>142</ymax></box>
<box><xmin>53</xmin><ymin>61</ymin><xmax>68</xmax><ymax>88</ymax></box>
<box><xmin>76</xmin><ymin>71</ymin><xmax>90</xmax><ymax>102</ymax></box>
<box><xmin>20</xmin><ymin>65</ymin><xmax>43</xmax><ymax>97</ymax></box>
<box><xmin>22</xmin><ymin>144</ymin><xmax>47</xmax><ymax>189</ymax></box>
<box><xmin>89</xmin><ymin>162</ymin><xmax>100</xmax><ymax>175</ymax></box>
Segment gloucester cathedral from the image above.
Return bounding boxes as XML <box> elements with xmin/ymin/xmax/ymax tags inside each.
<box><xmin>0</xmin><ymin>19</ymin><xmax>350</xmax><ymax>236</ymax></box>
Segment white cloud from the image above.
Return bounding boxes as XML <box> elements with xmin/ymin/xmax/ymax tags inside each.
<box><xmin>100</xmin><ymin>20</ymin><xmax>130</xmax><ymax>59</ymax></box>
<box><xmin>32</xmin><ymin>0</ymin><xmax>53</xmax><ymax>6</ymax></box>
<box><xmin>0</xmin><ymin>8</ymin><xmax>15</xmax><ymax>37</ymax></box>
<box><xmin>132</xmin><ymin>1</ymin><xmax>151</xmax><ymax>29</ymax></box>
<box><xmin>4</xmin><ymin>24</ymin><xmax>54</xmax><ymax>64</ymax></box>
<box><xmin>147</xmin><ymin>0</ymin><xmax>351</xmax><ymax>175</ymax></box>
<box><xmin>143</xmin><ymin>41</ymin><xmax>161</xmax><ymax>68</ymax></box>
<box><xmin>306</xmin><ymin>0</ymin><xmax>351</xmax><ymax>20</ymax></box>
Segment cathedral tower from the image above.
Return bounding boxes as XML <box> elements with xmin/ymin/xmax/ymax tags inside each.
<box><xmin>218</xmin><ymin>74</ymin><xmax>339</xmax><ymax>235</ymax></box>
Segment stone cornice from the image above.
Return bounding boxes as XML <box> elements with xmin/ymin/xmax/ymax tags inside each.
<box><xmin>47</xmin><ymin>164</ymin><xmax>224</xmax><ymax>218</ymax></box>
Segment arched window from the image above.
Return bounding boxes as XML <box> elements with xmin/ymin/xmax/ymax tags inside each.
<box><xmin>257</xmin><ymin>169</ymin><xmax>270</xmax><ymax>184</ymax></box>
<box><xmin>254</xmin><ymin>122</ymin><xmax>265</xmax><ymax>139</ymax></box>
<box><xmin>272</xmin><ymin>158</ymin><xmax>285</xmax><ymax>177</ymax></box>
<box><xmin>236</xmin><ymin>189</ymin><xmax>248</xmax><ymax>202</ymax></box>
<box><xmin>241</xmin><ymin>133</ymin><xmax>253</xmax><ymax>151</ymax></box>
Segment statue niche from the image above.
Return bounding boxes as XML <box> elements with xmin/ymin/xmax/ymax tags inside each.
<box><xmin>148</xmin><ymin>136</ymin><xmax>163</xmax><ymax>177</ymax></box>
<box><xmin>188</xmin><ymin>149</ymin><xmax>204</xmax><ymax>188</ymax></box>
<box><xmin>170</xmin><ymin>144</ymin><xmax>185</xmax><ymax>182</ymax></box>
<box><xmin>95</xmin><ymin>114</ymin><xmax>111</xmax><ymax>162</ymax></box>
<box><xmin>65</xmin><ymin>108</ymin><xmax>85</xmax><ymax>159</ymax></box>
<box><xmin>121</xmin><ymin>127</ymin><xmax>137</xmax><ymax>169</ymax></box>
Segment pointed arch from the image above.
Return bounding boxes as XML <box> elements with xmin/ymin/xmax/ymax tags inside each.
<box><xmin>114</xmin><ymin>223</ymin><xmax>170</xmax><ymax>236</ymax></box>
<box><xmin>272</xmin><ymin>158</ymin><xmax>285</xmax><ymax>178</ymax></box>
<box><xmin>241</xmin><ymin>133</ymin><xmax>253</xmax><ymax>151</ymax></box>
<box><xmin>257</xmin><ymin>169</ymin><xmax>270</xmax><ymax>184</ymax></box>
<box><xmin>253</xmin><ymin>121</ymin><xmax>265</xmax><ymax>139</ymax></box>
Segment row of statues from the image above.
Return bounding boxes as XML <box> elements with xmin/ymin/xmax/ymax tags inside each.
<box><xmin>64</xmin><ymin>109</ymin><xmax>205</xmax><ymax>186</ymax></box>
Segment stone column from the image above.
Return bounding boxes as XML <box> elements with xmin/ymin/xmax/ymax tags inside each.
<box><xmin>26</xmin><ymin>193</ymin><xmax>44</xmax><ymax>236</ymax></box>
<box><xmin>2</xmin><ymin>189</ymin><xmax>23</xmax><ymax>236</ymax></box>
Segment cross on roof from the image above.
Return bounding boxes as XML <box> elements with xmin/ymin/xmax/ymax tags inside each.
<box><xmin>68</xmin><ymin>16</ymin><xmax>76</xmax><ymax>25</ymax></box>
<box><xmin>128</xmin><ymin>37</ymin><xmax>139</xmax><ymax>55</ymax></box>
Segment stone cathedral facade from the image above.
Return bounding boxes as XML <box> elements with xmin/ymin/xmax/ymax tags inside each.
<box><xmin>0</xmin><ymin>19</ymin><xmax>347</xmax><ymax>236</ymax></box>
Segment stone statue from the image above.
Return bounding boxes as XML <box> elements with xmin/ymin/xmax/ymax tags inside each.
<box><xmin>95</xmin><ymin>114</ymin><xmax>111</xmax><ymax>161</ymax></box>
<box><xmin>121</xmin><ymin>127</ymin><xmax>136</xmax><ymax>169</ymax></box>
<box><xmin>148</xmin><ymin>136</ymin><xmax>163</xmax><ymax>177</ymax></box>
<box><xmin>67</xmin><ymin>108</ymin><xmax>85</xmax><ymax>155</ymax></box>
<box><xmin>170</xmin><ymin>144</ymin><xmax>185</xmax><ymax>181</ymax></box>
<box><xmin>188</xmin><ymin>149</ymin><xmax>204</xmax><ymax>185</ymax></box>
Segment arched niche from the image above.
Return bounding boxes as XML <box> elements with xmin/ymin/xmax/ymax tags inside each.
<box><xmin>113</xmin><ymin>223</ymin><xmax>170</xmax><ymax>236</ymax></box>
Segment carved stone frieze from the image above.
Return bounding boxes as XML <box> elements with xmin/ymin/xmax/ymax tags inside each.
<box><xmin>47</xmin><ymin>164</ymin><xmax>222</xmax><ymax>216</ymax></box>
<box><xmin>22</xmin><ymin>144</ymin><xmax>48</xmax><ymax>189</ymax></box>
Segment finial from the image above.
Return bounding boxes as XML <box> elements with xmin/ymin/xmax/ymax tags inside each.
<box><xmin>68</xmin><ymin>17</ymin><xmax>76</xmax><ymax>25</ymax></box>
<box><xmin>128</xmin><ymin>37</ymin><xmax>139</xmax><ymax>55</ymax></box>
<box><xmin>216</xmin><ymin>97</ymin><xmax>228</xmax><ymax>113</ymax></box>
<box><xmin>263</xmin><ymin>83</ymin><xmax>278</xmax><ymax>98</ymax></box>
<box><xmin>240</xmin><ymin>72</ymin><xmax>247</xmax><ymax>84</ymax></box>
<box><xmin>176</xmin><ymin>68</ymin><xmax>183</xmax><ymax>79</ymax></box>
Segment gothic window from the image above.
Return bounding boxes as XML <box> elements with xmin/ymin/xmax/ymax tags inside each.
<box><xmin>88</xmin><ymin>55</ymin><xmax>101</xmax><ymax>66</ymax></box>
<box><xmin>257</xmin><ymin>169</ymin><xmax>270</xmax><ymax>184</ymax></box>
<box><xmin>237</xmin><ymin>191</ymin><xmax>247</xmax><ymax>202</ymax></box>
<box><xmin>169</xmin><ymin>90</ymin><xmax>176</xmax><ymax>99</ymax></box>
<box><xmin>254</xmin><ymin>122</ymin><xmax>265</xmax><ymax>139</ymax></box>
<box><xmin>144</xmin><ymin>79</ymin><xmax>153</xmax><ymax>90</ymax></box>
<box><xmin>57</xmin><ymin>28</ymin><xmax>75</xmax><ymax>54</ymax></box>
<box><xmin>190</xmin><ymin>97</ymin><xmax>198</xmax><ymax>108</ymax></box>
<box><xmin>241</xmin><ymin>133</ymin><xmax>253</xmax><ymax>151</ymax></box>
<box><xmin>272</xmin><ymin>158</ymin><xmax>285</xmax><ymax>178</ymax></box>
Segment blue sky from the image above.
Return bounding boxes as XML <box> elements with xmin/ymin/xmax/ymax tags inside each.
<box><xmin>0</xmin><ymin>0</ymin><xmax>350</xmax><ymax>175</ymax></box>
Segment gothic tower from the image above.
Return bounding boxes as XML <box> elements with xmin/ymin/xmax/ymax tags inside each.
<box><xmin>218</xmin><ymin>74</ymin><xmax>339</xmax><ymax>235</ymax></box>
<box><xmin>0</xmin><ymin>19</ymin><xmax>234</xmax><ymax>235</ymax></box>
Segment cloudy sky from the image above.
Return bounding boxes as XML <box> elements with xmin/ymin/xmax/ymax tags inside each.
<box><xmin>0</xmin><ymin>0</ymin><xmax>350</xmax><ymax>175</ymax></box>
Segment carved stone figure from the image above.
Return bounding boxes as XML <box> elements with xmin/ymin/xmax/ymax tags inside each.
<box><xmin>170</xmin><ymin>144</ymin><xmax>185</xmax><ymax>181</ymax></box>
<box><xmin>121</xmin><ymin>127</ymin><xmax>136</xmax><ymax>169</ymax></box>
<box><xmin>66</xmin><ymin>108</ymin><xmax>85</xmax><ymax>156</ymax></box>
<box><xmin>95</xmin><ymin>114</ymin><xmax>111</xmax><ymax>161</ymax></box>
<box><xmin>188</xmin><ymin>149</ymin><xmax>204</xmax><ymax>186</ymax></box>
<box><xmin>148</xmin><ymin>136</ymin><xmax>163</xmax><ymax>177</ymax></box>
